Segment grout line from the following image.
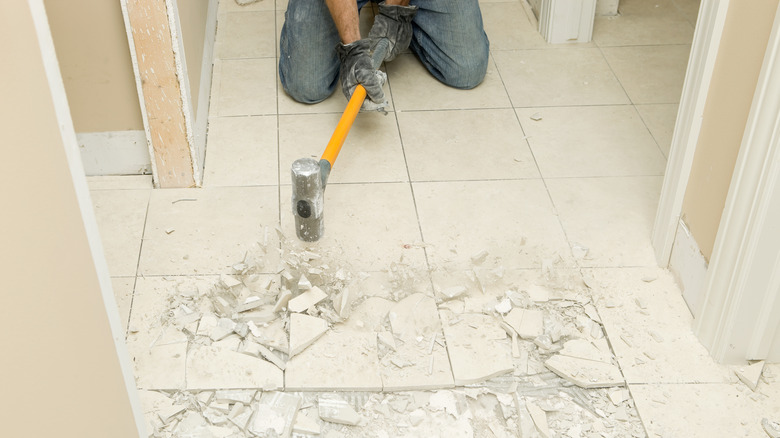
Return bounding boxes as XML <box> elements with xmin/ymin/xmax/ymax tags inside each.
<box><xmin>127</xmin><ymin>189</ymin><xmax>153</xmax><ymax>341</ymax></box>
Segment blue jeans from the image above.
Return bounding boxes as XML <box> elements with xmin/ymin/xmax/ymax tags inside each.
<box><xmin>279</xmin><ymin>0</ymin><xmax>490</xmax><ymax>104</ymax></box>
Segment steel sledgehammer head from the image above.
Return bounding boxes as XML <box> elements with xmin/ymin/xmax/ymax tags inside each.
<box><xmin>291</xmin><ymin>158</ymin><xmax>328</xmax><ymax>242</ymax></box>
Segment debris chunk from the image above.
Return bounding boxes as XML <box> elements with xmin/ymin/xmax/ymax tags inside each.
<box><xmin>249</xmin><ymin>392</ymin><xmax>302</xmax><ymax>438</ymax></box>
<box><xmin>257</xmin><ymin>343</ymin><xmax>287</xmax><ymax>371</ymax></box>
<box><xmin>471</xmin><ymin>250</ymin><xmax>489</xmax><ymax>265</ymax></box>
<box><xmin>735</xmin><ymin>361</ymin><xmax>765</xmax><ymax>391</ymax></box>
<box><xmin>272</xmin><ymin>289</ymin><xmax>293</xmax><ymax>313</ymax></box>
<box><xmin>289</xmin><ymin>313</ymin><xmax>329</xmax><ymax>357</ymax></box>
<box><xmin>292</xmin><ymin>411</ymin><xmax>321</xmax><ymax>435</ymax></box>
<box><xmin>288</xmin><ymin>286</ymin><xmax>328</xmax><ymax>313</ymax></box>
<box><xmin>157</xmin><ymin>404</ymin><xmax>186</xmax><ymax>425</ymax></box>
<box><xmin>559</xmin><ymin>339</ymin><xmax>611</xmax><ymax>363</ymax></box>
<box><xmin>440</xmin><ymin>286</ymin><xmax>468</xmax><ymax>301</ymax></box>
<box><xmin>762</xmin><ymin>418</ymin><xmax>780</xmax><ymax>438</ymax></box>
<box><xmin>544</xmin><ymin>354</ymin><xmax>624</xmax><ymax>388</ymax></box>
<box><xmin>530</xmin><ymin>112</ymin><xmax>543</xmax><ymax>121</ymax></box>
<box><xmin>318</xmin><ymin>394</ymin><xmax>360</xmax><ymax>425</ymax></box>
<box><xmin>526</xmin><ymin>402</ymin><xmax>551</xmax><ymax>438</ymax></box>
<box><xmin>297</xmin><ymin>274</ymin><xmax>312</xmax><ymax>292</ymax></box>
<box><xmin>377</xmin><ymin>330</ymin><xmax>397</xmax><ymax>351</ymax></box>
<box><xmin>215</xmin><ymin>390</ymin><xmax>255</xmax><ymax>405</ymax></box>
<box><xmin>495</xmin><ymin>298</ymin><xmax>512</xmax><ymax>314</ymax></box>
<box><xmin>503</xmin><ymin>308</ymin><xmax>544</xmax><ymax>339</ymax></box>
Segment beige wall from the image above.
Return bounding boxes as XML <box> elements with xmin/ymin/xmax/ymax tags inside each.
<box><xmin>0</xmin><ymin>1</ymin><xmax>140</xmax><ymax>436</ymax></box>
<box><xmin>178</xmin><ymin>0</ymin><xmax>210</xmax><ymax>115</ymax></box>
<box><xmin>681</xmin><ymin>0</ymin><xmax>779</xmax><ymax>261</ymax></box>
<box><xmin>44</xmin><ymin>0</ymin><xmax>143</xmax><ymax>132</ymax></box>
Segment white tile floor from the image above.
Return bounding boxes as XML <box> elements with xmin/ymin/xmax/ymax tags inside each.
<box><xmin>89</xmin><ymin>0</ymin><xmax>780</xmax><ymax>436</ymax></box>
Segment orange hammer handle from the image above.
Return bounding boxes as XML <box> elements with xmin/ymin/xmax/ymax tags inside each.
<box><xmin>320</xmin><ymin>84</ymin><xmax>367</xmax><ymax>167</ymax></box>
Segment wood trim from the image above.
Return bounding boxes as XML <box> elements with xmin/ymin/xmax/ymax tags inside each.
<box><xmin>651</xmin><ymin>0</ymin><xmax>730</xmax><ymax>266</ymax></box>
<box><xmin>694</xmin><ymin>3</ymin><xmax>780</xmax><ymax>363</ymax></box>
<box><xmin>122</xmin><ymin>0</ymin><xmax>197</xmax><ymax>188</ymax></box>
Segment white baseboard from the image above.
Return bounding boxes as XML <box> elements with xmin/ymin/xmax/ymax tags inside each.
<box><xmin>77</xmin><ymin>130</ymin><xmax>151</xmax><ymax>176</ymax></box>
<box><xmin>669</xmin><ymin>218</ymin><xmax>709</xmax><ymax>317</ymax></box>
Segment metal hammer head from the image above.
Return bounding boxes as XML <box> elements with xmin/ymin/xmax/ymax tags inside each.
<box><xmin>291</xmin><ymin>158</ymin><xmax>330</xmax><ymax>242</ymax></box>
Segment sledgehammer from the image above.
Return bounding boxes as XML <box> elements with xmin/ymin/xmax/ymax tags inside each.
<box><xmin>291</xmin><ymin>39</ymin><xmax>389</xmax><ymax>242</ymax></box>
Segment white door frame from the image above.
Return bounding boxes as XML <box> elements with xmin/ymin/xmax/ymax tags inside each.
<box><xmin>651</xmin><ymin>0</ymin><xmax>730</xmax><ymax>265</ymax></box>
<box><xmin>694</xmin><ymin>2</ymin><xmax>780</xmax><ymax>363</ymax></box>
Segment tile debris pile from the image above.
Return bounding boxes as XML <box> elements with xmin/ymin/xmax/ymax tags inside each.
<box><xmin>137</xmin><ymin>229</ymin><xmax>646</xmax><ymax>437</ymax></box>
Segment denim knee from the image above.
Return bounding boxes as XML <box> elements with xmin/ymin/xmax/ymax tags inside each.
<box><xmin>438</xmin><ymin>43</ymin><xmax>489</xmax><ymax>90</ymax></box>
<box><xmin>279</xmin><ymin>67</ymin><xmax>337</xmax><ymax>104</ymax></box>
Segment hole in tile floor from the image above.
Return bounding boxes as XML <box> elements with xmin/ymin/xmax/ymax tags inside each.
<box><xmin>134</xmin><ymin>227</ymin><xmax>647</xmax><ymax>437</ymax></box>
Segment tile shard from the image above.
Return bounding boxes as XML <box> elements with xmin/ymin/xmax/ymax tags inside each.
<box><xmin>526</xmin><ymin>401</ymin><xmax>551</xmax><ymax>438</ymax></box>
<box><xmin>186</xmin><ymin>345</ymin><xmax>283</xmax><ymax>390</ymax></box>
<box><xmin>249</xmin><ymin>392</ymin><xmax>302</xmax><ymax>438</ymax></box>
<box><xmin>289</xmin><ymin>313</ymin><xmax>329</xmax><ymax>357</ymax></box>
<box><xmin>288</xmin><ymin>286</ymin><xmax>328</xmax><ymax>313</ymax></box>
<box><xmin>544</xmin><ymin>354</ymin><xmax>624</xmax><ymax>388</ymax></box>
<box><xmin>292</xmin><ymin>411</ymin><xmax>321</xmax><ymax>435</ymax></box>
<box><xmin>318</xmin><ymin>394</ymin><xmax>361</xmax><ymax>426</ymax></box>
<box><xmin>734</xmin><ymin>361</ymin><xmax>765</xmax><ymax>391</ymax></box>
<box><xmin>503</xmin><ymin>308</ymin><xmax>544</xmax><ymax>339</ymax></box>
<box><xmin>441</xmin><ymin>311</ymin><xmax>513</xmax><ymax>385</ymax></box>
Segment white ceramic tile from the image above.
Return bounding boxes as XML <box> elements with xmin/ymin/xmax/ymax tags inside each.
<box><xmin>673</xmin><ymin>0</ymin><xmax>702</xmax><ymax>25</ymax></box>
<box><xmin>602</xmin><ymin>45</ymin><xmax>691</xmax><ymax>104</ymax></box>
<box><xmin>440</xmin><ymin>311</ymin><xmax>514</xmax><ymax>385</ymax></box>
<box><xmin>126</xmin><ymin>276</ymin><xmax>214</xmax><ymax>389</ymax></box>
<box><xmin>482</xmin><ymin>2</ymin><xmax>595</xmax><ymax>50</ymax></box>
<box><xmin>278</xmin><ymin>112</ymin><xmax>407</xmax><ymax>184</ymax></box>
<box><xmin>285</xmin><ymin>329</ymin><xmax>383</xmax><ymax>391</ymax></box>
<box><xmin>636</xmin><ymin>103</ymin><xmax>679</xmax><ymax>158</ymax></box>
<box><xmin>593</xmin><ymin>0</ymin><xmax>695</xmax><ymax>47</ymax></box>
<box><xmin>414</xmin><ymin>180</ymin><xmax>573</xmax><ymax>270</ymax></box>
<box><xmin>91</xmin><ymin>189</ymin><xmax>149</xmax><ymax>277</ymax></box>
<box><xmin>87</xmin><ymin>175</ymin><xmax>153</xmax><ymax>190</ymax></box>
<box><xmin>493</xmin><ymin>49</ymin><xmax>629</xmax><ymax>107</ymax></box>
<box><xmin>630</xmin><ymin>382</ymin><xmax>780</xmax><ymax>438</ymax></box>
<box><xmin>546</xmin><ymin>176</ymin><xmax>662</xmax><ymax>267</ymax></box>
<box><xmin>386</xmin><ymin>54</ymin><xmax>511</xmax><ymax>111</ymax></box>
<box><xmin>516</xmin><ymin>106</ymin><xmax>666</xmax><ymax>178</ymax></box>
<box><xmin>111</xmin><ymin>277</ymin><xmax>134</xmax><ymax>335</ymax></box>
<box><xmin>215</xmin><ymin>12</ymin><xmax>276</xmax><ymax>59</ymax></box>
<box><xmin>186</xmin><ymin>345</ymin><xmax>284</xmax><ymax>390</ymax></box>
<box><xmin>139</xmin><ymin>187</ymin><xmax>279</xmax><ymax>275</ymax></box>
<box><xmin>203</xmin><ymin>116</ymin><xmax>278</xmax><ymax>187</ymax></box>
<box><xmin>398</xmin><ymin>109</ymin><xmax>540</xmax><ymax>181</ymax></box>
<box><xmin>279</xmin><ymin>183</ymin><xmax>426</xmax><ymax>271</ymax></box>
<box><xmin>219</xmin><ymin>0</ymin><xmax>276</xmax><ymax>13</ymax></box>
<box><xmin>212</xmin><ymin>58</ymin><xmax>277</xmax><ymax>117</ymax></box>
<box><xmin>586</xmin><ymin>267</ymin><xmax>731</xmax><ymax>384</ymax></box>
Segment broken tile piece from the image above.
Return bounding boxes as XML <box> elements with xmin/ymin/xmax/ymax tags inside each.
<box><xmin>735</xmin><ymin>361</ymin><xmax>765</xmax><ymax>391</ymax></box>
<box><xmin>249</xmin><ymin>392</ymin><xmax>302</xmax><ymax>438</ymax></box>
<box><xmin>297</xmin><ymin>274</ymin><xmax>312</xmax><ymax>291</ymax></box>
<box><xmin>292</xmin><ymin>411</ymin><xmax>321</xmax><ymax>435</ymax></box>
<box><xmin>388</xmin><ymin>293</ymin><xmax>441</xmax><ymax>342</ymax></box>
<box><xmin>503</xmin><ymin>308</ymin><xmax>544</xmax><ymax>339</ymax></box>
<box><xmin>318</xmin><ymin>394</ymin><xmax>360</xmax><ymax>425</ymax></box>
<box><xmin>495</xmin><ymin>298</ymin><xmax>512</xmax><ymax>314</ymax></box>
<box><xmin>377</xmin><ymin>331</ymin><xmax>397</xmax><ymax>351</ymax></box>
<box><xmin>527</xmin><ymin>285</ymin><xmax>550</xmax><ymax>303</ymax></box>
<box><xmin>526</xmin><ymin>401</ymin><xmax>551</xmax><ymax>438</ymax></box>
<box><xmin>158</xmin><ymin>404</ymin><xmax>186</xmax><ymax>425</ymax></box>
<box><xmin>272</xmin><ymin>289</ymin><xmax>293</xmax><ymax>313</ymax></box>
<box><xmin>544</xmin><ymin>354</ymin><xmax>624</xmax><ymax>388</ymax></box>
<box><xmin>440</xmin><ymin>286</ymin><xmax>468</xmax><ymax>301</ymax></box>
<box><xmin>288</xmin><ymin>287</ymin><xmax>328</xmax><ymax>313</ymax></box>
<box><xmin>285</xmin><ymin>330</ymin><xmax>382</xmax><ymax>391</ymax></box>
<box><xmin>289</xmin><ymin>313</ymin><xmax>329</xmax><ymax>357</ymax></box>
<box><xmin>331</xmin><ymin>288</ymin><xmax>353</xmax><ymax>318</ymax></box>
<box><xmin>257</xmin><ymin>343</ymin><xmax>287</xmax><ymax>371</ymax></box>
<box><xmin>215</xmin><ymin>390</ymin><xmax>255</xmax><ymax>405</ymax></box>
<box><xmin>186</xmin><ymin>345</ymin><xmax>283</xmax><ymax>390</ymax></box>
<box><xmin>559</xmin><ymin>339</ymin><xmax>612</xmax><ymax>363</ymax></box>
<box><xmin>441</xmin><ymin>311</ymin><xmax>513</xmax><ymax>385</ymax></box>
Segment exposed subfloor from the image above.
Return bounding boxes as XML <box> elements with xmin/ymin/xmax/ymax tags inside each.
<box><xmin>88</xmin><ymin>0</ymin><xmax>780</xmax><ymax>436</ymax></box>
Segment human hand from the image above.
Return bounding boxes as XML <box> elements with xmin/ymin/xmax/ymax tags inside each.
<box><xmin>336</xmin><ymin>39</ymin><xmax>388</xmax><ymax>111</ymax></box>
<box><xmin>368</xmin><ymin>1</ymin><xmax>418</xmax><ymax>62</ymax></box>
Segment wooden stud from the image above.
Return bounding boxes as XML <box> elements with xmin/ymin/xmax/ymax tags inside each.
<box><xmin>122</xmin><ymin>0</ymin><xmax>197</xmax><ymax>188</ymax></box>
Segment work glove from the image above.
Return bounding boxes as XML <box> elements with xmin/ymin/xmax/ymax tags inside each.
<box><xmin>336</xmin><ymin>39</ymin><xmax>388</xmax><ymax>111</ymax></box>
<box><xmin>368</xmin><ymin>1</ymin><xmax>418</xmax><ymax>62</ymax></box>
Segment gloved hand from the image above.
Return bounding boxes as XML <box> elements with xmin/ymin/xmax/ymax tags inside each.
<box><xmin>336</xmin><ymin>39</ymin><xmax>388</xmax><ymax>111</ymax></box>
<box><xmin>368</xmin><ymin>1</ymin><xmax>418</xmax><ymax>62</ymax></box>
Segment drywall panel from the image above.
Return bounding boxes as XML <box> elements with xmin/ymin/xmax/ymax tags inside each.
<box><xmin>177</xmin><ymin>0</ymin><xmax>210</xmax><ymax>115</ymax></box>
<box><xmin>0</xmin><ymin>1</ymin><xmax>142</xmax><ymax>436</ymax></box>
<box><xmin>44</xmin><ymin>0</ymin><xmax>143</xmax><ymax>132</ymax></box>
<box><xmin>681</xmin><ymin>0</ymin><xmax>780</xmax><ymax>261</ymax></box>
